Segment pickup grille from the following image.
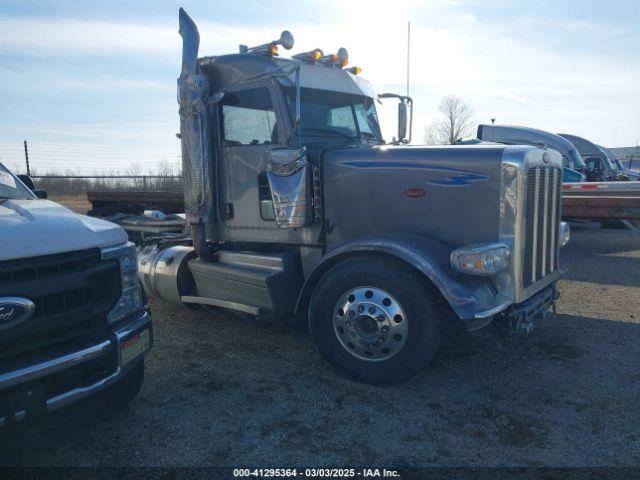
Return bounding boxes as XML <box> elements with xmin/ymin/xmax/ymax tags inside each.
<box><xmin>0</xmin><ymin>249</ymin><xmax>121</xmax><ymax>363</ymax></box>
<box><xmin>523</xmin><ymin>166</ymin><xmax>562</xmax><ymax>288</ymax></box>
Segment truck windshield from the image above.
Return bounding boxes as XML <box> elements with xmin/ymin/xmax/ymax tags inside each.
<box><xmin>0</xmin><ymin>163</ymin><xmax>34</xmax><ymax>200</ymax></box>
<box><xmin>285</xmin><ymin>87</ymin><xmax>382</xmax><ymax>143</ymax></box>
<box><xmin>569</xmin><ymin>149</ymin><xmax>586</xmax><ymax>170</ymax></box>
<box><xmin>613</xmin><ymin>157</ymin><xmax>625</xmax><ymax>171</ymax></box>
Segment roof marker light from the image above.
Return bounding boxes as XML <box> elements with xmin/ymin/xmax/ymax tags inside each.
<box><xmin>292</xmin><ymin>48</ymin><xmax>324</xmax><ymax>63</ymax></box>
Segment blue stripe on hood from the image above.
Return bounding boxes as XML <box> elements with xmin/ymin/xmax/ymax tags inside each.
<box><xmin>337</xmin><ymin>160</ymin><xmax>489</xmax><ymax>187</ymax></box>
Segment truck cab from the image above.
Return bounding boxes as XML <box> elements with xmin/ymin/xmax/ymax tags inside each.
<box><xmin>139</xmin><ymin>9</ymin><xmax>568</xmax><ymax>385</ymax></box>
<box><xmin>0</xmin><ymin>162</ymin><xmax>151</xmax><ymax>429</ymax></box>
<box><xmin>558</xmin><ymin>133</ymin><xmax>631</xmax><ymax>182</ymax></box>
<box><xmin>477</xmin><ymin>124</ymin><xmax>587</xmax><ymax>183</ymax></box>
<box><xmin>596</xmin><ymin>144</ymin><xmax>640</xmax><ymax>180</ymax></box>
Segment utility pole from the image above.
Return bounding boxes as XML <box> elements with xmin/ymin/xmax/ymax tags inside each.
<box><xmin>23</xmin><ymin>140</ymin><xmax>30</xmax><ymax>176</ymax></box>
<box><xmin>406</xmin><ymin>22</ymin><xmax>411</xmax><ymax>97</ymax></box>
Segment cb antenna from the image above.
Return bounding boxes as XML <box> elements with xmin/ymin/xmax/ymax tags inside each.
<box><xmin>406</xmin><ymin>22</ymin><xmax>411</xmax><ymax>97</ymax></box>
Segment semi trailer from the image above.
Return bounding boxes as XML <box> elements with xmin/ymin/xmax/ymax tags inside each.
<box><xmin>138</xmin><ymin>9</ymin><xmax>569</xmax><ymax>385</ymax></box>
<box><xmin>0</xmin><ymin>163</ymin><xmax>151</xmax><ymax>429</ymax></box>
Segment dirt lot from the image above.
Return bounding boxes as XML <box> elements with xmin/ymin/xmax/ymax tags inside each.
<box><xmin>2</xmin><ymin>225</ymin><xmax>639</xmax><ymax>467</ymax></box>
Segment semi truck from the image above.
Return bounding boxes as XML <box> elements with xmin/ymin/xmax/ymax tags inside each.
<box><xmin>138</xmin><ymin>9</ymin><xmax>569</xmax><ymax>385</ymax></box>
<box><xmin>597</xmin><ymin>144</ymin><xmax>640</xmax><ymax>180</ymax></box>
<box><xmin>0</xmin><ymin>162</ymin><xmax>151</xmax><ymax>429</ymax></box>
<box><xmin>558</xmin><ymin>133</ymin><xmax>637</xmax><ymax>181</ymax></box>
<box><xmin>477</xmin><ymin>124</ymin><xmax>587</xmax><ymax>183</ymax></box>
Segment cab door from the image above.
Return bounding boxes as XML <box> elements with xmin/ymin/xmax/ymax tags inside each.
<box><xmin>217</xmin><ymin>84</ymin><xmax>284</xmax><ymax>233</ymax></box>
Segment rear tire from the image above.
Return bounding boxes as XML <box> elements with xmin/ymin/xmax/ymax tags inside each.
<box><xmin>309</xmin><ymin>256</ymin><xmax>440</xmax><ymax>385</ymax></box>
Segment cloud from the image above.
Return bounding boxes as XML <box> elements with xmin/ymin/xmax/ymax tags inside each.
<box><xmin>0</xmin><ymin>1</ymin><xmax>638</xmax><ymax>168</ymax></box>
<box><xmin>0</xmin><ymin>17</ymin><xmax>178</xmax><ymax>55</ymax></box>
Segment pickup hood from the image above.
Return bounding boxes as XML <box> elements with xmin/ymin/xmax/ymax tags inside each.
<box><xmin>0</xmin><ymin>199</ymin><xmax>128</xmax><ymax>262</ymax></box>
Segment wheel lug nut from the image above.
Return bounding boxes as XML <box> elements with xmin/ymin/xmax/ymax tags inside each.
<box><xmin>348</xmin><ymin>310</ymin><xmax>355</xmax><ymax>318</ymax></box>
<box><xmin>357</xmin><ymin>305</ymin><xmax>364</xmax><ymax>313</ymax></box>
<box><xmin>377</xmin><ymin>315</ymin><xmax>385</xmax><ymax>322</ymax></box>
<box><xmin>381</xmin><ymin>326</ymin><xmax>389</xmax><ymax>333</ymax></box>
<box><xmin>368</xmin><ymin>306</ymin><xmax>376</xmax><ymax>314</ymax></box>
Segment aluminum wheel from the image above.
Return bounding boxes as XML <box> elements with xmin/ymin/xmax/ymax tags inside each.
<box><xmin>332</xmin><ymin>286</ymin><xmax>409</xmax><ymax>362</ymax></box>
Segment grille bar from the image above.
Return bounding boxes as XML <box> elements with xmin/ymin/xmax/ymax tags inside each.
<box><xmin>531</xmin><ymin>169</ymin><xmax>540</xmax><ymax>284</ymax></box>
<box><xmin>524</xmin><ymin>166</ymin><xmax>562</xmax><ymax>288</ymax></box>
<box><xmin>550</xmin><ymin>169</ymin><xmax>558</xmax><ymax>271</ymax></box>
<box><xmin>541</xmin><ymin>168</ymin><xmax>549</xmax><ymax>277</ymax></box>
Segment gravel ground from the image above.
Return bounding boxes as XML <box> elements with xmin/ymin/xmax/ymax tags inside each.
<box><xmin>2</xmin><ymin>224</ymin><xmax>639</xmax><ymax>467</ymax></box>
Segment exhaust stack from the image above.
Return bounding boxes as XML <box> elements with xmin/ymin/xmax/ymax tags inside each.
<box><xmin>177</xmin><ymin>8</ymin><xmax>212</xmax><ymax>259</ymax></box>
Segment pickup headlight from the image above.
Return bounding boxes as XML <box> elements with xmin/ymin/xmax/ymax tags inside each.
<box><xmin>450</xmin><ymin>243</ymin><xmax>511</xmax><ymax>276</ymax></box>
<box><xmin>102</xmin><ymin>242</ymin><xmax>142</xmax><ymax>323</ymax></box>
<box><xmin>560</xmin><ymin>221</ymin><xmax>570</xmax><ymax>247</ymax></box>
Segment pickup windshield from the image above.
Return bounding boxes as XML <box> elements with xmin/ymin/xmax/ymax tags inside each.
<box><xmin>285</xmin><ymin>87</ymin><xmax>382</xmax><ymax>143</ymax></box>
<box><xmin>0</xmin><ymin>163</ymin><xmax>35</xmax><ymax>200</ymax></box>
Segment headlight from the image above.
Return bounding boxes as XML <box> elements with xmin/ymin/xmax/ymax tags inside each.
<box><xmin>560</xmin><ymin>221</ymin><xmax>570</xmax><ymax>247</ymax></box>
<box><xmin>102</xmin><ymin>242</ymin><xmax>142</xmax><ymax>323</ymax></box>
<box><xmin>450</xmin><ymin>243</ymin><xmax>511</xmax><ymax>276</ymax></box>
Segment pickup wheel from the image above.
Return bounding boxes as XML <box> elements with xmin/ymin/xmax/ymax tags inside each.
<box><xmin>309</xmin><ymin>256</ymin><xmax>440</xmax><ymax>385</ymax></box>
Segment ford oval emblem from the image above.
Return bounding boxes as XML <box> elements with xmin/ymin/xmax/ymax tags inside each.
<box><xmin>0</xmin><ymin>297</ymin><xmax>35</xmax><ymax>331</ymax></box>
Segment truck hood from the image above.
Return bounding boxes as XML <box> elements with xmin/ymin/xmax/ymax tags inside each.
<box><xmin>0</xmin><ymin>199</ymin><xmax>128</xmax><ymax>262</ymax></box>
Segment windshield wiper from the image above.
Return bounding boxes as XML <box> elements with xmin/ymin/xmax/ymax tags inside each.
<box><xmin>300</xmin><ymin>127</ymin><xmax>355</xmax><ymax>140</ymax></box>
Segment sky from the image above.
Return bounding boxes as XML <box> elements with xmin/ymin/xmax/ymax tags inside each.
<box><xmin>0</xmin><ymin>0</ymin><xmax>638</xmax><ymax>174</ymax></box>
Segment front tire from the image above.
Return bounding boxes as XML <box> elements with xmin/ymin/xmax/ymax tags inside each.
<box><xmin>309</xmin><ymin>256</ymin><xmax>441</xmax><ymax>385</ymax></box>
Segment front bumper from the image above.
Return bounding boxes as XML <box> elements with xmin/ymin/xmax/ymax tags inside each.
<box><xmin>500</xmin><ymin>283</ymin><xmax>558</xmax><ymax>334</ymax></box>
<box><xmin>0</xmin><ymin>309</ymin><xmax>151</xmax><ymax>428</ymax></box>
<box><xmin>463</xmin><ymin>282</ymin><xmax>558</xmax><ymax>333</ymax></box>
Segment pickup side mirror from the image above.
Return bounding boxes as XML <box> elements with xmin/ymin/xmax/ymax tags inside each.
<box><xmin>16</xmin><ymin>174</ymin><xmax>47</xmax><ymax>198</ymax></box>
<box><xmin>378</xmin><ymin>93</ymin><xmax>413</xmax><ymax>144</ymax></box>
<box><xmin>17</xmin><ymin>174</ymin><xmax>36</xmax><ymax>190</ymax></box>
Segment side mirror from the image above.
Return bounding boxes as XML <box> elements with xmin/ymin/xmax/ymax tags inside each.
<box><xmin>17</xmin><ymin>174</ymin><xmax>36</xmax><ymax>190</ymax></box>
<box><xmin>378</xmin><ymin>93</ymin><xmax>413</xmax><ymax>145</ymax></box>
<box><xmin>398</xmin><ymin>102</ymin><xmax>408</xmax><ymax>142</ymax></box>
<box><xmin>34</xmin><ymin>190</ymin><xmax>48</xmax><ymax>199</ymax></box>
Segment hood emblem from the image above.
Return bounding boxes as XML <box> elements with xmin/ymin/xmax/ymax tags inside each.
<box><xmin>0</xmin><ymin>297</ymin><xmax>35</xmax><ymax>330</ymax></box>
<box><xmin>404</xmin><ymin>188</ymin><xmax>427</xmax><ymax>198</ymax></box>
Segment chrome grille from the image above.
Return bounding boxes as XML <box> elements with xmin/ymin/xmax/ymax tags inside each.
<box><xmin>523</xmin><ymin>166</ymin><xmax>562</xmax><ymax>287</ymax></box>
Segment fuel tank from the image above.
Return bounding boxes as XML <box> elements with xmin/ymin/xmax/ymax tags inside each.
<box><xmin>321</xmin><ymin>144</ymin><xmax>508</xmax><ymax>250</ymax></box>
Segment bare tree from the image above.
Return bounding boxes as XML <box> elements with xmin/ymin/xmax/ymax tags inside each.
<box><xmin>423</xmin><ymin>96</ymin><xmax>475</xmax><ymax>145</ymax></box>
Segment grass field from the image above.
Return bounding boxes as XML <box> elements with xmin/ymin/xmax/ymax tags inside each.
<box><xmin>50</xmin><ymin>194</ymin><xmax>91</xmax><ymax>214</ymax></box>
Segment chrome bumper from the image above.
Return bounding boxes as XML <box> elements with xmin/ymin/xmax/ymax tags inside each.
<box><xmin>0</xmin><ymin>310</ymin><xmax>151</xmax><ymax>427</ymax></box>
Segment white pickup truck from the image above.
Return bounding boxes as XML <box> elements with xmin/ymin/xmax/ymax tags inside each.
<box><xmin>0</xmin><ymin>162</ymin><xmax>151</xmax><ymax>429</ymax></box>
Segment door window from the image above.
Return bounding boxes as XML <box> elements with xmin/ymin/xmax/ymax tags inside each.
<box><xmin>221</xmin><ymin>88</ymin><xmax>278</xmax><ymax>146</ymax></box>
